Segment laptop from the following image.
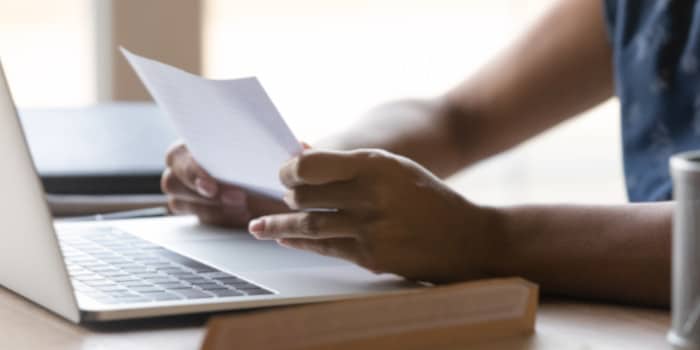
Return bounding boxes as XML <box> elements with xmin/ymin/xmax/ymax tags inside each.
<box><xmin>0</xmin><ymin>62</ymin><xmax>416</xmax><ymax>323</ymax></box>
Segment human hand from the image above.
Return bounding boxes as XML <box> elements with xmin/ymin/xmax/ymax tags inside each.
<box><xmin>161</xmin><ymin>142</ymin><xmax>289</xmax><ymax>227</ymax></box>
<box><xmin>247</xmin><ymin>149</ymin><xmax>499</xmax><ymax>283</ymax></box>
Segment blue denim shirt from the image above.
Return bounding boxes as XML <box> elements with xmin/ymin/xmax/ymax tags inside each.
<box><xmin>605</xmin><ymin>0</ymin><xmax>700</xmax><ymax>201</ymax></box>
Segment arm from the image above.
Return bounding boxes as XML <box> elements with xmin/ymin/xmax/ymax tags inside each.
<box><xmin>321</xmin><ymin>0</ymin><xmax>614</xmax><ymax>177</ymax></box>
<box><xmin>492</xmin><ymin>203</ymin><xmax>672</xmax><ymax>307</ymax></box>
<box><xmin>250</xmin><ymin>150</ymin><xmax>672</xmax><ymax>308</ymax></box>
<box><xmin>162</xmin><ymin>0</ymin><xmax>615</xmax><ymax>232</ymax></box>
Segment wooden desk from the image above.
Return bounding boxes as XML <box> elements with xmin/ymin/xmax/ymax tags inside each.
<box><xmin>0</xmin><ymin>287</ymin><xmax>673</xmax><ymax>350</ymax></box>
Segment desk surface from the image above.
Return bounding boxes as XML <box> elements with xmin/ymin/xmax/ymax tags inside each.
<box><xmin>0</xmin><ymin>286</ymin><xmax>673</xmax><ymax>350</ymax></box>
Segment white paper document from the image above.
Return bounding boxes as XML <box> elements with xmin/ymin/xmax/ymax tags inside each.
<box><xmin>121</xmin><ymin>48</ymin><xmax>302</xmax><ymax>198</ymax></box>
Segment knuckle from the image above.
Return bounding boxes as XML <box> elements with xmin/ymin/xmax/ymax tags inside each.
<box><xmin>294</xmin><ymin>153</ymin><xmax>314</xmax><ymax>181</ymax></box>
<box><xmin>351</xmin><ymin>149</ymin><xmax>398</xmax><ymax>174</ymax></box>
<box><xmin>160</xmin><ymin>169</ymin><xmax>176</xmax><ymax>193</ymax></box>
<box><xmin>184</xmin><ymin>159</ymin><xmax>202</xmax><ymax>183</ymax></box>
<box><xmin>167</xmin><ymin>197</ymin><xmax>183</xmax><ymax>213</ymax></box>
<box><xmin>165</xmin><ymin>142</ymin><xmax>186</xmax><ymax>167</ymax></box>
<box><xmin>299</xmin><ymin>213</ymin><xmax>320</xmax><ymax>236</ymax></box>
<box><xmin>354</xmin><ymin>149</ymin><xmax>389</xmax><ymax>162</ymax></box>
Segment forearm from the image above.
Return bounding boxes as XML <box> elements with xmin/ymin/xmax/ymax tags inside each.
<box><xmin>316</xmin><ymin>98</ymin><xmax>465</xmax><ymax>177</ymax></box>
<box><xmin>445</xmin><ymin>0</ymin><xmax>614</xmax><ymax>165</ymax></box>
<box><xmin>487</xmin><ymin>202</ymin><xmax>672</xmax><ymax>307</ymax></box>
<box><xmin>319</xmin><ymin>0</ymin><xmax>613</xmax><ymax>178</ymax></box>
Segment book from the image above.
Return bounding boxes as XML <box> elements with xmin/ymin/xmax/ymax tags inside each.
<box><xmin>201</xmin><ymin>278</ymin><xmax>538</xmax><ymax>350</ymax></box>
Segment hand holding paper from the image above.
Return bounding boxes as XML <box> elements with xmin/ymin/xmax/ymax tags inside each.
<box><xmin>121</xmin><ymin>48</ymin><xmax>302</xmax><ymax>199</ymax></box>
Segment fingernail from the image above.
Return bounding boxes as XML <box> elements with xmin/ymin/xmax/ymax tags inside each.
<box><xmin>221</xmin><ymin>190</ymin><xmax>245</xmax><ymax>206</ymax></box>
<box><xmin>195</xmin><ymin>178</ymin><xmax>217</xmax><ymax>198</ymax></box>
<box><xmin>282</xmin><ymin>191</ymin><xmax>294</xmax><ymax>208</ymax></box>
<box><xmin>249</xmin><ymin>218</ymin><xmax>265</xmax><ymax>235</ymax></box>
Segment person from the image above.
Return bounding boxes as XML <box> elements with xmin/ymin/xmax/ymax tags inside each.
<box><xmin>160</xmin><ymin>0</ymin><xmax>691</xmax><ymax>307</ymax></box>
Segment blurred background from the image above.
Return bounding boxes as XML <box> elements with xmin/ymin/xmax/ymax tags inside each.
<box><xmin>0</xmin><ymin>0</ymin><xmax>625</xmax><ymax>207</ymax></box>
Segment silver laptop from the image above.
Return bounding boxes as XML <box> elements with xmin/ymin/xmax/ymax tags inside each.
<box><xmin>0</xmin><ymin>62</ymin><xmax>416</xmax><ymax>323</ymax></box>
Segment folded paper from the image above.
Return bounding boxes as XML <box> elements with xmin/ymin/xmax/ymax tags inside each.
<box><xmin>122</xmin><ymin>48</ymin><xmax>302</xmax><ymax>198</ymax></box>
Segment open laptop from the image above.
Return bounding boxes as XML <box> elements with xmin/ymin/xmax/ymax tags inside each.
<box><xmin>0</xmin><ymin>62</ymin><xmax>416</xmax><ymax>323</ymax></box>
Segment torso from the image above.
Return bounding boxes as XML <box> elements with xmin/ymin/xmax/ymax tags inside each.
<box><xmin>605</xmin><ymin>0</ymin><xmax>700</xmax><ymax>201</ymax></box>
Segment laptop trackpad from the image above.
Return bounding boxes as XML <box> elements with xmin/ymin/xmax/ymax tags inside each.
<box><xmin>114</xmin><ymin>217</ymin><xmax>350</xmax><ymax>273</ymax></box>
<box><xmin>155</xmin><ymin>232</ymin><xmax>348</xmax><ymax>273</ymax></box>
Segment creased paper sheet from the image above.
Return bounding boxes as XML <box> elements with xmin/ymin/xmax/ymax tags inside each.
<box><xmin>122</xmin><ymin>48</ymin><xmax>301</xmax><ymax>198</ymax></box>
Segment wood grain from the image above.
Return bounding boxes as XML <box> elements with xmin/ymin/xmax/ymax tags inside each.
<box><xmin>0</xmin><ymin>286</ymin><xmax>672</xmax><ymax>350</ymax></box>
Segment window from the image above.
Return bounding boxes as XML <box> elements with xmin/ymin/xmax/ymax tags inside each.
<box><xmin>0</xmin><ymin>0</ymin><xmax>95</xmax><ymax>107</ymax></box>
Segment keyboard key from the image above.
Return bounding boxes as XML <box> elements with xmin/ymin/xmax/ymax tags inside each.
<box><xmin>108</xmin><ymin>292</ymin><xmax>141</xmax><ymax>298</ymax></box>
<box><xmin>91</xmin><ymin>267</ymin><xmax>120</xmax><ymax>274</ymax></box>
<box><xmin>199</xmin><ymin>284</ymin><xmax>228</xmax><ymax>291</ymax></box>
<box><xmin>63</xmin><ymin>228</ymin><xmax>270</xmax><ymax>302</ymax></box>
<box><xmin>202</xmin><ymin>272</ymin><xmax>233</xmax><ymax>279</ymax></box>
<box><xmin>155</xmin><ymin>266</ymin><xmax>185</xmax><ymax>273</ymax></box>
<box><xmin>66</xmin><ymin>256</ymin><xmax>97</xmax><ymax>263</ymax></box>
<box><xmin>75</xmin><ymin>274</ymin><xmax>105</xmax><ymax>282</ymax></box>
<box><xmin>220</xmin><ymin>280</ymin><xmax>255</xmax><ymax>289</ymax></box>
<box><xmin>242</xmin><ymin>288</ymin><xmax>273</xmax><ymax>296</ymax></box>
<box><xmin>99</xmin><ymin>257</ymin><xmax>130</xmax><ymax>264</ymax></box>
<box><xmin>82</xmin><ymin>262</ymin><xmax>109</xmax><ymax>269</ymax></box>
<box><xmin>146</xmin><ymin>292</ymin><xmax>183</xmax><ymax>301</ymax></box>
<box><xmin>157</xmin><ymin>283</ymin><xmax>192</xmax><ymax>290</ymax></box>
<box><xmin>91</xmin><ymin>252</ymin><xmax>119</xmax><ymax>258</ymax></box>
<box><xmin>132</xmin><ymin>272</ymin><xmax>162</xmax><ymax>279</ymax></box>
<box><xmin>164</xmin><ymin>270</ymin><xmax>197</xmax><ymax>277</ymax></box>
<box><xmin>132</xmin><ymin>256</ymin><xmax>161</xmax><ymax>262</ymax></box>
<box><xmin>111</xmin><ymin>276</ymin><xmax>141</xmax><ymax>283</ymax></box>
<box><xmin>216</xmin><ymin>277</ymin><xmax>246</xmax><ymax>284</ymax></box>
<box><xmin>83</xmin><ymin>280</ymin><xmax>117</xmax><ymax>288</ymax></box>
<box><xmin>211</xmin><ymin>289</ymin><xmax>245</xmax><ymax>297</ymax></box>
<box><xmin>186</xmin><ymin>265</ymin><xmax>217</xmax><ymax>273</ymax></box>
<box><xmin>97</xmin><ymin>286</ymin><xmax>130</xmax><ymax>293</ymax></box>
<box><xmin>190</xmin><ymin>280</ymin><xmax>219</xmax><ymax>286</ymax></box>
<box><xmin>100</xmin><ymin>271</ymin><xmax>129</xmax><ymax>278</ymax></box>
<box><xmin>142</xmin><ymin>277</ymin><xmax>174</xmax><ymax>284</ymax></box>
<box><xmin>131</xmin><ymin>287</ymin><xmax>166</xmax><ymax>293</ymax></box>
<box><xmin>235</xmin><ymin>284</ymin><xmax>267</xmax><ymax>291</ymax></box>
<box><xmin>175</xmin><ymin>289</ymin><xmax>214</xmax><ymax>299</ymax></box>
<box><xmin>179</xmin><ymin>276</ymin><xmax>209</xmax><ymax>283</ymax></box>
<box><xmin>108</xmin><ymin>260</ymin><xmax>136</xmax><ymax>266</ymax></box>
<box><xmin>121</xmin><ymin>266</ymin><xmax>150</xmax><ymax>272</ymax></box>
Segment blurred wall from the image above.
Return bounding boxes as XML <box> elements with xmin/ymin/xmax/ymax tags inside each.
<box><xmin>97</xmin><ymin>0</ymin><xmax>202</xmax><ymax>101</ymax></box>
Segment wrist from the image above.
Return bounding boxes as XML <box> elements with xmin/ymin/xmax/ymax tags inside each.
<box><xmin>477</xmin><ymin>204</ymin><xmax>511</xmax><ymax>278</ymax></box>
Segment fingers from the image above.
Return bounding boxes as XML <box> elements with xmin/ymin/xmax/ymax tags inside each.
<box><xmin>283</xmin><ymin>183</ymin><xmax>372</xmax><ymax>210</ymax></box>
<box><xmin>161</xmin><ymin>168</ymin><xmax>218</xmax><ymax>205</ymax></box>
<box><xmin>277</xmin><ymin>238</ymin><xmax>364</xmax><ymax>264</ymax></box>
<box><xmin>249</xmin><ymin>212</ymin><xmax>360</xmax><ymax>239</ymax></box>
<box><xmin>279</xmin><ymin>150</ymin><xmax>362</xmax><ymax>188</ymax></box>
<box><xmin>166</xmin><ymin>142</ymin><xmax>219</xmax><ymax>198</ymax></box>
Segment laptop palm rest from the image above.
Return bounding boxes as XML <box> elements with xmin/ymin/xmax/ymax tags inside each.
<box><xmin>106</xmin><ymin>216</ymin><xmax>348</xmax><ymax>273</ymax></box>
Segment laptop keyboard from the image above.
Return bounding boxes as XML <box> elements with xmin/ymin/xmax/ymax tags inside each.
<box><xmin>57</xmin><ymin>227</ymin><xmax>273</xmax><ymax>304</ymax></box>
